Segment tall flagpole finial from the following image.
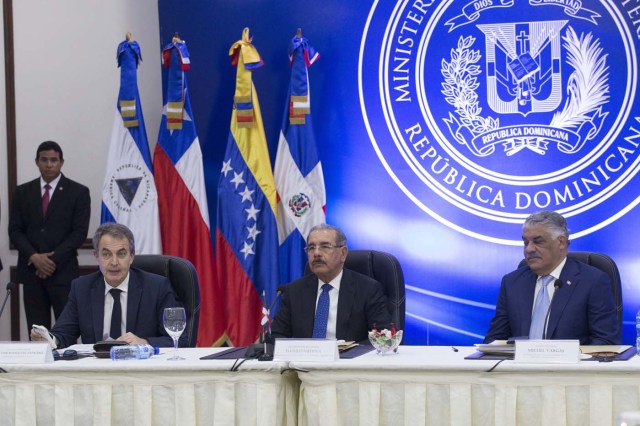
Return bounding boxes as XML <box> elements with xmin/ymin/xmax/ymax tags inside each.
<box><xmin>296</xmin><ymin>28</ymin><xmax>302</xmax><ymax>38</ymax></box>
<box><xmin>172</xmin><ymin>32</ymin><xmax>183</xmax><ymax>43</ymax></box>
<box><xmin>242</xmin><ymin>27</ymin><xmax>252</xmax><ymax>43</ymax></box>
<box><xmin>126</xmin><ymin>32</ymin><xmax>133</xmax><ymax>42</ymax></box>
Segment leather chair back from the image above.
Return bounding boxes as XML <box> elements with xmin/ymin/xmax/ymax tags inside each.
<box><xmin>132</xmin><ymin>255</ymin><xmax>200</xmax><ymax>347</ymax></box>
<box><xmin>519</xmin><ymin>252</ymin><xmax>623</xmax><ymax>340</ymax></box>
<box><xmin>305</xmin><ymin>249</ymin><xmax>406</xmax><ymax>330</ymax></box>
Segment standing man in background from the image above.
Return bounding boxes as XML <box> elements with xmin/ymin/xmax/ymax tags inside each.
<box><xmin>8</xmin><ymin>141</ymin><xmax>90</xmax><ymax>333</ymax></box>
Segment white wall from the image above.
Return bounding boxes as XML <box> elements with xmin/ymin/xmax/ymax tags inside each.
<box><xmin>0</xmin><ymin>0</ymin><xmax>162</xmax><ymax>341</ymax></box>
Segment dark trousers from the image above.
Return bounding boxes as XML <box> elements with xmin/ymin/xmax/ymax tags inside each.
<box><xmin>23</xmin><ymin>283</ymin><xmax>70</xmax><ymax>333</ymax></box>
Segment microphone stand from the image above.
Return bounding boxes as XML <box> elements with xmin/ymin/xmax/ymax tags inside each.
<box><xmin>0</xmin><ymin>283</ymin><xmax>15</xmax><ymax>320</ymax></box>
<box><xmin>542</xmin><ymin>279</ymin><xmax>563</xmax><ymax>339</ymax></box>
<box><xmin>244</xmin><ymin>287</ymin><xmax>285</xmax><ymax>360</ymax></box>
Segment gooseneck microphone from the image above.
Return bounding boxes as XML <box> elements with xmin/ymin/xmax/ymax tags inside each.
<box><xmin>245</xmin><ymin>285</ymin><xmax>287</xmax><ymax>360</ymax></box>
<box><xmin>268</xmin><ymin>285</ymin><xmax>287</xmax><ymax>314</ymax></box>
<box><xmin>542</xmin><ymin>279</ymin><xmax>563</xmax><ymax>339</ymax></box>
<box><xmin>0</xmin><ymin>283</ymin><xmax>17</xmax><ymax>320</ymax></box>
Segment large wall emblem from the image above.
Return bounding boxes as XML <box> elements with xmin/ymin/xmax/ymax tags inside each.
<box><xmin>360</xmin><ymin>0</ymin><xmax>640</xmax><ymax>243</ymax></box>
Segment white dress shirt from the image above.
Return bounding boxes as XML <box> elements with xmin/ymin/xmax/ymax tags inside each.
<box><xmin>102</xmin><ymin>273</ymin><xmax>130</xmax><ymax>340</ymax></box>
<box><xmin>531</xmin><ymin>257</ymin><xmax>566</xmax><ymax>313</ymax></box>
<box><xmin>40</xmin><ymin>174</ymin><xmax>61</xmax><ymax>200</ymax></box>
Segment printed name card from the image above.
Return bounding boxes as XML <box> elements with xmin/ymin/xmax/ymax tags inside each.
<box><xmin>273</xmin><ymin>338</ymin><xmax>339</xmax><ymax>362</ymax></box>
<box><xmin>0</xmin><ymin>342</ymin><xmax>54</xmax><ymax>364</ymax></box>
<box><xmin>515</xmin><ymin>340</ymin><xmax>580</xmax><ymax>364</ymax></box>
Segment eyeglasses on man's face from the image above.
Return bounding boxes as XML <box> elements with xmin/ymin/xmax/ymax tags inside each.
<box><xmin>304</xmin><ymin>243</ymin><xmax>344</xmax><ymax>254</ymax></box>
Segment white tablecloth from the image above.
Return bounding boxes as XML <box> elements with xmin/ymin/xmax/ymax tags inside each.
<box><xmin>0</xmin><ymin>347</ymin><xmax>298</xmax><ymax>426</ymax></box>
<box><xmin>290</xmin><ymin>346</ymin><xmax>640</xmax><ymax>426</ymax></box>
<box><xmin>4</xmin><ymin>345</ymin><xmax>640</xmax><ymax>426</ymax></box>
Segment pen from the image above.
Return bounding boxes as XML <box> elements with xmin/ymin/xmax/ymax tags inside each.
<box><xmin>451</xmin><ymin>346</ymin><xmax>459</xmax><ymax>352</ymax></box>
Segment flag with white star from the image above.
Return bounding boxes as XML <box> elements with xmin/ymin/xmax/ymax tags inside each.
<box><xmin>101</xmin><ymin>35</ymin><xmax>162</xmax><ymax>254</ymax></box>
<box><xmin>274</xmin><ymin>33</ymin><xmax>325</xmax><ymax>285</ymax></box>
<box><xmin>153</xmin><ymin>36</ymin><xmax>225</xmax><ymax>346</ymax></box>
<box><xmin>216</xmin><ymin>28</ymin><xmax>279</xmax><ymax>346</ymax></box>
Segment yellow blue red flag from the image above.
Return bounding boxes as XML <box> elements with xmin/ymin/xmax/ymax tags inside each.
<box><xmin>216</xmin><ymin>28</ymin><xmax>279</xmax><ymax>346</ymax></box>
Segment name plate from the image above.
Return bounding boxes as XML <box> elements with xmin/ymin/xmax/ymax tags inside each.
<box><xmin>0</xmin><ymin>342</ymin><xmax>54</xmax><ymax>364</ymax></box>
<box><xmin>273</xmin><ymin>338</ymin><xmax>339</xmax><ymax>362</ymax></box>
<box><xmin>515</xmin><ymin>340</ymin><xmax>580</xmax><ymax>364</ymax></box>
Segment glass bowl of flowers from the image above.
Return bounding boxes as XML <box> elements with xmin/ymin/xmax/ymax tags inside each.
<box><xmin>368</xmin><ymin>324</ymin><xmax>403</xmax><ymax>355</ymax></box>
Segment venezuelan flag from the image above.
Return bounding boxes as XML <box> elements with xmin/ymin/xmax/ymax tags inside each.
<box><xmin>216</xmin><ymin>28</ymin><xmax>279</xmax><ymax>346</ymax></box>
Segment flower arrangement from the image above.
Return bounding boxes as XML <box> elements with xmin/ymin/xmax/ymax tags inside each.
<box><xmin>368</xmin><ymin>323</ymin><xmax>403</xmax><ymax>355</ymax></box>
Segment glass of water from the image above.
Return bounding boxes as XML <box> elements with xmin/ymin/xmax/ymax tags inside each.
<box><xmin>163</xmin><ymin>307</ymin><xmax>186</xmax><ymax>361</ymax></box>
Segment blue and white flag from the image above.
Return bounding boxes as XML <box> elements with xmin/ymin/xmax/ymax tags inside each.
<box><xmin>101</xmin><ymin>35</ymin><xmax>162</xmax><ymax>254</ymax></box>
<box><xmin>274</xmin><ymin>34</ymin><xmax>325</xmax><ymax>284</ymax></box>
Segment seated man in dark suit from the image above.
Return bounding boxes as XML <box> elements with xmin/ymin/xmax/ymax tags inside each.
<box><xmin>31</xmin><ymin>222</ymin><xmax>185</xmax><ymax>348</ymax></box>
<box><xmin>271</xmin><ymin>224</ymin><xmax>391</xmax><ymax>342</ymax></box>
<box><xmin>484</xmin><ymin>210</ymin><xmax>619</xmax><ymax>345</ymax></box>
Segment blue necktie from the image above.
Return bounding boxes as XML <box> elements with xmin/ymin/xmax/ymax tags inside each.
<box><xmin>529</xmin><ymin>275</ymin><xmax>553</xmax><ymax>339</ymax></box>
<box><xmin>312</xmin><ymin>284</ymin><xmax>332</xmax><ymax>338</ymax></box>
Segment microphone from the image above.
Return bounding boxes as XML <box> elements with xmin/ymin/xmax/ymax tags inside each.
<box><xmin>245</xmin><ymin>286</ymin><xmax>287</xmax><ymax>360</ymax></box>
<box><xmin>542</xmin><ymin>279</ymin><xmax>563</xmax><ymax>339</ymax></box>
<box><xmin>267</xmin><ymin>285</ymin><xmax>287</xmax><ymax>313</ymax></box>
<box><xmin>0</xmin><ymin>283</ymin><xmax>17</xmax><ymax>320</ymax></box>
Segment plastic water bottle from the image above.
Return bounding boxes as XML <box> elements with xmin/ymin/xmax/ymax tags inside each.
<box><xmin>110</xmin><ymin>344</ymin><xmax>159</xmax><ymax>361</ymax></box>
<box><xmin>636</xmin><ymin>309</ymin><xmax>640</xmax><ymax>355</ymax></box>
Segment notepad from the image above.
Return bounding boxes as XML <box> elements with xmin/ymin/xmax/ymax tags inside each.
<box><xmin>473</xmin><ymin>340</ymin><xmax>514</xmax><ymax>355</ymax></box>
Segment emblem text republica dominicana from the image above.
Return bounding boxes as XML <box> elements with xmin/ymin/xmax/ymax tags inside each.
<box><xmin>359</xmin><ymin>0</ymin><xmax>640</xmax><ymax>244</ymax></box>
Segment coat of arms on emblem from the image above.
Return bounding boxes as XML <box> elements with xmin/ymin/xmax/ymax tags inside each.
<box><xmin>442</xmin><ymin>22</ymin><xmax>609</xmax><ymax>157</ymax></box>
<box><xmin>288</xmin><ymin>193</ymin><xmax>311</xmax><ymax>217</ymax></box>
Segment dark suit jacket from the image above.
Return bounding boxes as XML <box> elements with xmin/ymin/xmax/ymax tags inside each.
<box><xmin>484</xmin><ymin>257</ymin><xmax>619</xmax><ymax>345</ymax></box>
<box><xmin>8</xmin><ymin>174</ymin><xmax>90</xmax><ymax>286</ymax></box>
<box><xmin>51</xmin><ymin>267</ymin><xmax>186</xmax><ymax>348</ymax></box>
<box><xmin>271</xmin><ymin>268</ymin><xmax>391</xmax><ymax>342</ymax></box>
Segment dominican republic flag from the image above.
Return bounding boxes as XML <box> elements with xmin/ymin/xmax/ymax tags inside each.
<box><xmin>274</xmin><ymin>34</ymin><xmax>325</xmax><ymax>284</ymax></box>
<box><xmin>101</xmin><ymin>35</ymin><xmax>162</xmax><ymax>254</ymax></box>
<box><xmin>154</xmin><ymin>37</ymin><xmax>225</xmax><ymax>347</ymax></box>
<box><xmin>216</xmin><ymin>28</ymin><xmax>279</xmax><ymax>346</ymax></box>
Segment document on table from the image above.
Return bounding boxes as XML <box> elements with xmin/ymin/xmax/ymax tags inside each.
<box><xmin>338</xmin><ymin>341</ymin><xmax>358</xmax><ymax>352</ymax></box>
<box><xmin>580</xmin><ymin>345</ymin><xmax>631</xmax><ymax>355</ymax></box>
<box><xmin>474</xmin><ymin>340</ymin><xmax>514</xmax><ymax>355</ymax></box>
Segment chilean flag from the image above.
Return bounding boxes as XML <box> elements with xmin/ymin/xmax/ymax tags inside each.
<box><xmin>154</xmin><ymin>37</ymin><xmax>225</xmax><ymax>346</ymax></box>
<box><xmin>101</xmin><ymin>36</ymin><xmax>162</xmax><ymax>254</ymax></box>
<box><xmin>274</xmin><ymin>34</ymin><xmax>325</xmax><ymax>285</ymax></box>
<box><xmin>216</xmin><ymin>28</ymin><xmax>279</xmax><ymax>346</ymax></box>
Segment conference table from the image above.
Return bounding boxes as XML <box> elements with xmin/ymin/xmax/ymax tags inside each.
<box><xmin>290</xmin><ymin>346</ymin><xmax>640</xmax><ymax>426</ymax></box>
<box><xmin>2</xmin><ymin>345</ymin><xmax>640</xmax><ymax>426</ymax></box>
<box><xmin>0</xmin><ymin>346</ymin><xmax>299</xmax><ymax>426</ymax></box>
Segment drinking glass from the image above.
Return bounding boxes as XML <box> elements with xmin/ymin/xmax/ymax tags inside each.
<box><xmin>163</xmin><ymin>307</ymin><xmax>186</xmax><ymax>361</ymax></box>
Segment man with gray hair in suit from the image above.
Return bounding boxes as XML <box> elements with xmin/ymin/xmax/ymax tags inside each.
<box><xmin>271</xmin><ymin>223</ymin><xmax>391</xmax><ymax>342</ymax></box>
<box><xmin>484</xmin><ymin>210</ymin><xmax>619</xmax><ymax>345</ymax></box>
